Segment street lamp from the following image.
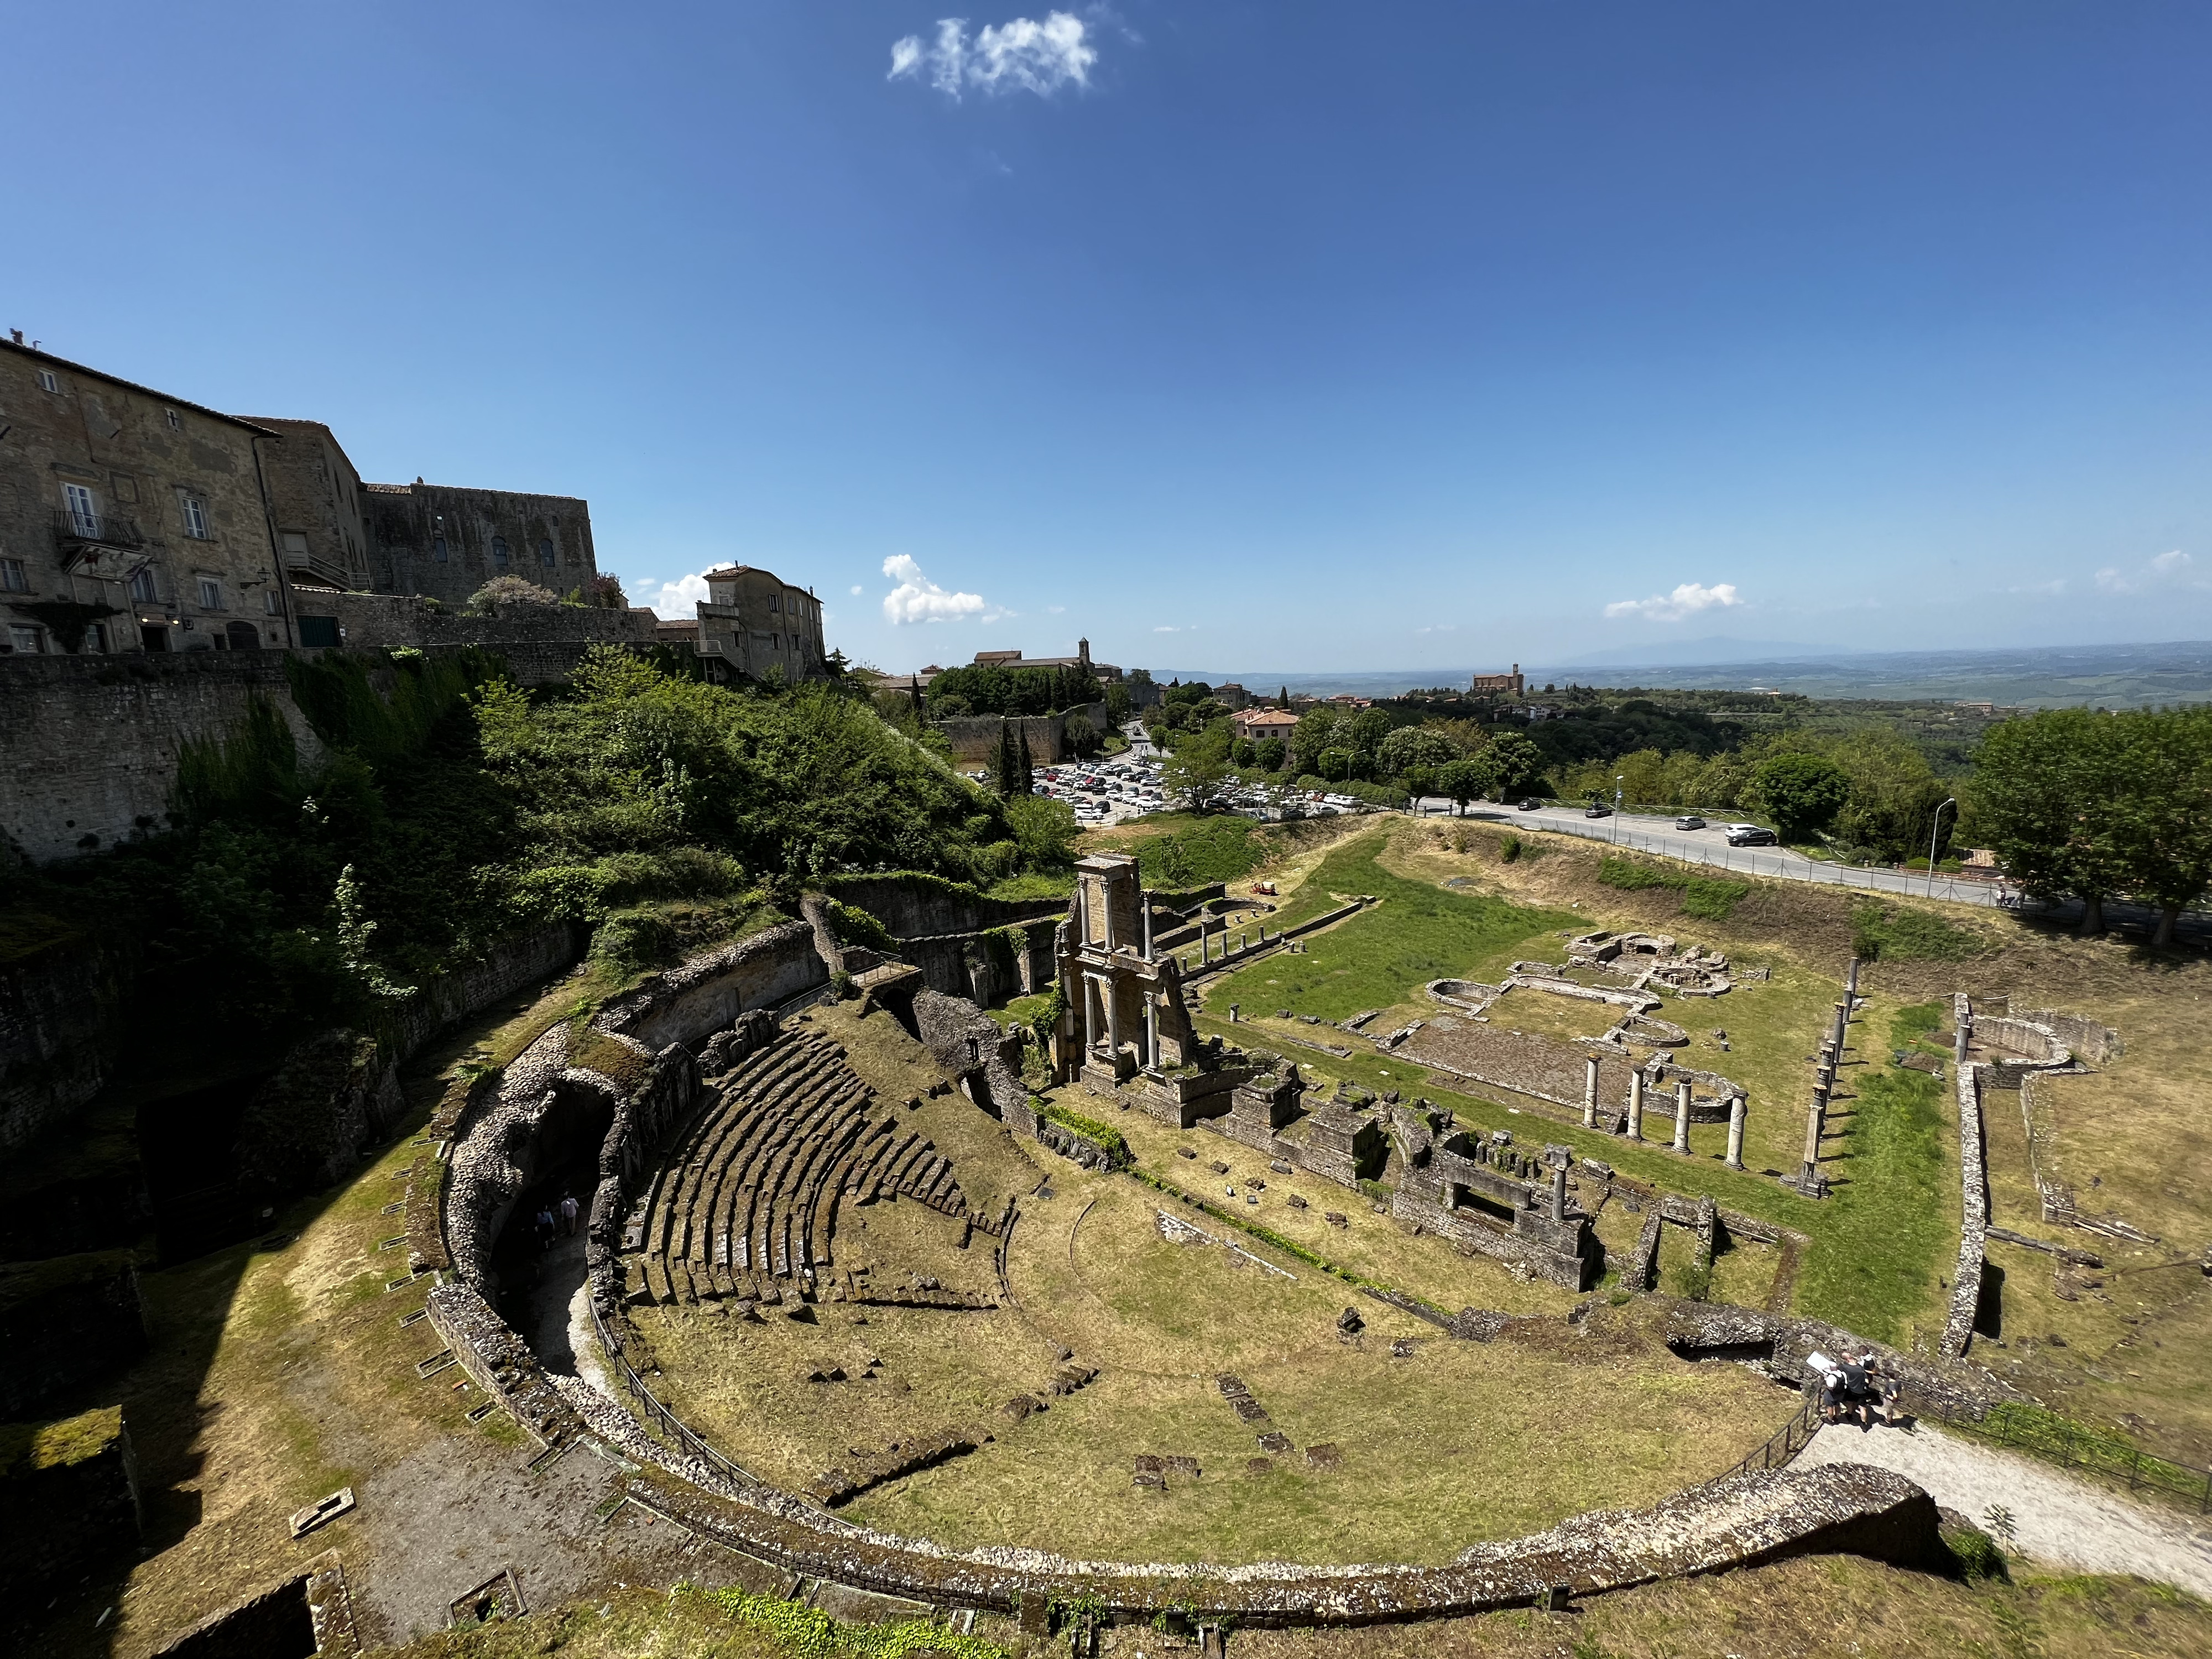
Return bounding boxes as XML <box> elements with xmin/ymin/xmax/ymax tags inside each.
<box><xmin>1614</xmin><ymin>774</ymin><xmax>1624</xmax><ymax>843</ymax></box>
<box><xmin>1927</xmin><ymin>797</ymin><xmax>1957</xmax><ymax>898</ymax></box>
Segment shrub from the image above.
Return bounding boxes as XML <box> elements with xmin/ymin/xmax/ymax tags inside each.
<box><xmin>1851</xmin><ymin>901</ymin><xmax>1984</xmax><ymax>962</ymax></box>
<box><xmin>1595</xmin><ymin>855</ymin><xmax>1750</xmax><ymax>920</ymax></box>
<box><xmin>1039</xmin><ymin>1102</ymin><xmax>1129</xmax><ymax>1165</ymax></box>
<box><xmin>466</xmin><ymin>575</ymin><xmax>563</xmax><ymax>613</ymax></box>
<box><xmin>1498</xmin><ymin>833</ymin><xmax>1522</xmax><ymax>864</ymax></box>
<box><xmin>1939</xmin><ymin>1519</ymin><xmax>2007</xmax><ymax>1582</ymax></box>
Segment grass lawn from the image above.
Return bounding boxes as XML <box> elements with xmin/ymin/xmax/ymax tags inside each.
<box><xmin>1176</xmin><ymin>827</ymin><xmax>1959</xmax><ymax>1348</ymax></box>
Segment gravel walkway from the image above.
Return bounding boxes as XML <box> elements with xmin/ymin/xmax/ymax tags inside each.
<box><xmin>1798</xmin><ymin>1421</ymin><xmax>2212</xmax><ymax>1597</ymax></box>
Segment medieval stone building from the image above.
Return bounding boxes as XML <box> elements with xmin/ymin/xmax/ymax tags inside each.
<box><xmin>359</xmin><ymin>479</ymin><xmax>599</xmax><ymax>607</ymax></box>
<box><xmin>0</xmin><ymin>336</ymin><xmax>296</xmax><ymax>655</ymax></box>
<box><xmin>695</xmin><ymin>563</ymin><xmax>828</xmax><ymax>681</ymax></box>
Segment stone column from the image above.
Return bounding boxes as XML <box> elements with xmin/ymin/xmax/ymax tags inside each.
<box><xmin>1801</xmin><ymin>1089</ymin><xmax>1824</xmax><ymax>1186</ymax></box>
<box><xmin>1582</xmin><ymin>1055</ymin><xmax>1600</xmax><ymax>1129</ymax></box>
<box><xmin>1142</xmin><ymin>889</ymin><xmax>1154</xmax><ymax>961</ymax></box>
<box><xmin>1550</xmin><ymin>1164</ymin><xmax>1568</xmax><ymax>1224</ymax></box>
<box><xmin>1102</xmin><ymin>887</ymin><xmax>1117</xmax><ymax>953</ymax></box>
<box><xmin>1082</xmin><ymin>973</ymin><xmax>1099</xmax><ymax>1053</ymax></box>
<box><xmin>1725</xmin><ymin>1095</ymin><xmax>1746</xmax><ymax>1168</ymax></box>
<box><xmin>1106</xmin><ymin>974</ymin><xmax>1124</xmax><ymax>1061</ymax></box>
<box><xmin>1626</xmin><ymin>1068</ymin><xmax>1644</xmax><ymax>1140</ymax></box>
<box><xmin>1200</xmin><ymin>924</ymin><xmax>1209</xmax><ymax>964</ymax></box>
<box><xmin>1673</xmin><ymin>1079</ymin><xmax>1692</xmax><ymax>1153</ymax></box>
<box><xmin>1146</xmin><ymin>988</ymin><xmax>1159</xmax><ymax>1068</ymax></box>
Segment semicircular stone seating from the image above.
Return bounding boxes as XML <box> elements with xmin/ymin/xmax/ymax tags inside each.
<box><xmin>620</xmin><ymin>1031</ymin><xmax>1001</xmax><ymax>1312</ymax></box>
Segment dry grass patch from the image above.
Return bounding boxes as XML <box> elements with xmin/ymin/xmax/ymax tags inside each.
<box><xmin>1236</xmin><ymin>1552</ymin><xmax>2212</xmax><ymax>1659</ymax></box>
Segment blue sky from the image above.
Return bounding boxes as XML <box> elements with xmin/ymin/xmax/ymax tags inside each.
<box><xmin>4</xmin><ymin>2</ymin><xmax>2207</xmax><ymax>676</ymax></box>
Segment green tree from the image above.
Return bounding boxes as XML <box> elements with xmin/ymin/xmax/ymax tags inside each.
<box><xmin>1104</xmin><ymin>681</ymin><xmax>1133</xmax><ymax>726</ymax></box>
<box><xmin>1474</xmin><ymin>732</ymin><xmax>1548</xmax><ymax>801</ymax></box>
<box><xmin>1376</xmin><ymin>726</ymin><xmax>1458</xmax><ymax>779</ymax></box>
<box><xmin>2112</xmin><ymin>708</ymin><xmax>2212</xmax><ymax>946</ymax></box>
<box><xmin>1253</xmin><ymin>738</ymin><xmax>1286</xmax><ymax>773</ymax></box>
<box><xmin>1973</xmin><ymin>709</ymin><xmax>2130</xmax><ymax>933</ymax></box>
<box><xmin>1317</xmin><ymin>747</ymin><xmax>1355</xmax><ymax>782</ymax></box>
<box><xmin>1747</xmin><ymin>753</ymin><xmax>1851</xmax><ymax>843</ymax></box>
<box><xmin>1162</xmin><ymin>723</ymin><xmax>1233</xmax><ymax>813</ymax></box>
<box><xmin>1289</xmin><ymin>707</ymin><xmax>1338</xmax><ymax>776</ymax></box>
<box><xmin>1438</xmin><ymin>758</ymin><xmax>1484</xmax><ymax>815</ymax></box>
<box><xmin>1004</xmin><ymin>793</ymin><xmax>1079</xmax><ymax>869</ymax></box>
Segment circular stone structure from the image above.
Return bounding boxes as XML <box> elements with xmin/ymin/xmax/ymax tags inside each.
<box><xmin>421</xmin><ymin>947</ymin><xmax>1955</xmax><ymax>1631</ymax></box>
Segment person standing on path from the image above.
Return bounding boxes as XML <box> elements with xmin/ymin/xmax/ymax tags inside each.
<box><xmin>559</xmin><ymin>1193</ymin><xmax>580</xmax><ymax>1237</ymax></box>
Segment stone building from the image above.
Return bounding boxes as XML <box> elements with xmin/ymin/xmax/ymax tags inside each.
<box><xmin>693</xmin><ymin>563</ymin><xmax>827</xmax><ymax>681</ymax></box>
<box><xmin>970</xmin><ymin>640</ymin><xmax>1124</xmax><ymax>684</ymax></box>
<box><xmin>243</xmin><ymin>418</ymin><xmax>372</xmax><ymax>604</ymax></box>
<box><xmin>0</xmin><ymin>337</ymin><xmax>294</xmax><ymax>655</ymax></box>
<box><xmin>1230</xmin><ymin>707</ymin><xmax>1300</xmax><ymax>745</ymax></box>
<box><xmin>1469</xmin><ymin>664</ymin><xmax>1525</xmax><ymax>696</ymax></box>
<box><xmin>1053</xmin><ymin>853</ymin><xmax>1199</xmax><ymax>1088</ymax></box>
<box><xmin>359</xmin><ymin>480</ymin><xmax>598</xmax><ymax>607</ymax></box>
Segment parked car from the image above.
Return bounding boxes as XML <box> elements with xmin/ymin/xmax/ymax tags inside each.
<box><xmin>1674</xmin><ymin>815</ymin><xmax>1707</xmax><ymax>831</ymax></box>
<box><xmin>1584</xmin><ymin>803</ymin><xmax>1613</xmax><ymax>818</ymax></box>
<box><xmin>1726</xmin><ymin>823</ymin><xmax>1777</xmax><ymax>847</ymax></box>
<box><xmin>1517</xmin><ymin>798</ymin><xmax>1543</xmax><ymax>812</ymax></box>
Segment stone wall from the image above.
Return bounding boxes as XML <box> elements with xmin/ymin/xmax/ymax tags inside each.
<box><xmin>0</xmin><ymin>1406</ymin><xmax>142</xmax><ymax>1603</ymax></box>
<box><xmin>930</xmin><ymin>701</ymin><xmax>1109</xmax><ymax>764</ymax></box>
<box><xmin>359</xmin><ymin>479</ymin><xmax>598</xmax><ymax>606</ymax></box>
<box><xmin>231</xmin><ymin>1029</ymin><xmax>401</xmax><ymax>1205</ymax></box>
<box><xmin>296</xmin><ymin>590</ymin><xmax>657</xmax><ymax>660</ymax></box>
<box><xmin>0</xmin><ymin>928</ymin><xmax>133</xmax><ymax>1152</ymax></box>
<box><xmin>0</xmin><ymin>1251</ymin><xmax>146</xmax><ymax>1418</ymax></box>
<box><xmin>595</xmin><ymin>921</ymin><xmax>825</xmax><ymax>1054</ymax></box>
<box><xmin>0</xmin><ymin>650</ymin><xmax>325</xmax><ymax>864</ymax></box>
<box><xmin>1941</xmin><ymin>994</ymin><xmax>1990</xmax><ymax>1358</ymax></box>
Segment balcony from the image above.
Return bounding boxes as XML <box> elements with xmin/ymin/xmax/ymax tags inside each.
<box><xmin>284</xmin><ymin>550</ymin><xmax>353</xmax><ymax>592</ymax></box>
<box><xmin>54</xmin><ymin>507</ymin><xmax>147</xmax><ymax>554</ymax></box>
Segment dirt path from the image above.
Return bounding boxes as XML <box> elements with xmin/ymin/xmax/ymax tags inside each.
<box><xmin>1798</xmin><ymin>1421</ymin><xmax>2212</xmax><ymax>1597</ymax></box>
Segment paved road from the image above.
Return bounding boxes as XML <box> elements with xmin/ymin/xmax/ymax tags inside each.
<box><xmin>1407</xmin><ymin>795</ymin><xmax>2212</xmax><ymax>940</ymax></box>
<box><xmin>1409</xmin><ymin>797</ymin><xmax>2013</xmax><ymax>906</ymax></box>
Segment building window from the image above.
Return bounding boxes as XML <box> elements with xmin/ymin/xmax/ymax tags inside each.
<box><xmin>538</xmin><ymin>538</ymin><xmax>555</xmax><ymax>568</ymax></box>
<box><xmin>62</xmin><ymin>481</ymin><xmax>98</xmax><ymax>535</ymax></box>
<box><xmin>281</xmin><ymin>531</ymin><xmax>310</xmax><ymax>559</ymax></box>
<box><xmin>197</xmin><ymin>576</ymin><xmax>224</xmax><ymax>610</ymax></box>
<box><xmin>0</xmin><ymin>557</ymin><xmax>26</xmax><ymax>593</ymax></box>
<box><xmin>492</xmin><ymin>536</ymin><xmax>509</xmax><ymax>569</ymax></box>
<box><xmin>264</xmin><ymin>589</ymin><xmax>281</xmax><ymax>615</ymax></box>
<box><xmin>36</xmin><ymin>369</ymin><xmax>58</xmax><ymax>393</ymax></box>
<box><xmin>298</xmin><ymin>615</ymin><xmax>341</xmax><ymax>648</ymax></box>
<box><xmin>181</xmin><ymin>493</ymin><xmax>210</xmax><ymax>540</ymax></box>
<box><xmin>8</xmin><ymin>624</ymin><xmax>41</xmax><ymax>653</ymax></box>
<box><xmin>768</xmin><ymin>594</ymin><xmax>780</xmax><ymax>613</ymax></box>
<box><xmin>129</xmin><ymin>566</ymin><xmax>158</xmax><ymax>603</ymax></box>
<box><xmin>433</xmin><ymin>536</ymin><xmax>448</xmax><ymax>562</ymax></box>
<box><xmin>86</xmin><ymin>622</ymin><xmax>108</xmax><ymax>653</ymax></box>
<box><xmin>165</xmin><ymin>407</ymin><xmax>181</xmax><ymax>431</ymax></box>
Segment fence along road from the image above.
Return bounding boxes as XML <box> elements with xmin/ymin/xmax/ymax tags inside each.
<box><xmin>1407</xmin><ymin>799</ymin><xmax>2211</xmax><ymax>941</ymax></box>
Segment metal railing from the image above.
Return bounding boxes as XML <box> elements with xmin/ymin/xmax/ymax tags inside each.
<box><xmin>587</xmin><ymin>1293</ymin><xmax>761</xmax><ymax>1490</ymax></box>
<box><xmin>53</xmin><ymin>506</ymin><xmax>146</xmax><ymax>549</ymax></box>
<box><xmin>1929</xmin><ymin>1404</ymin><xmax>2212</xmax><ymax>1514</ymax></box>
<box><xmin>1724</xmin><ymin>1394</ymin><xmax>1822</xmax><ymax>1480</ymax></box>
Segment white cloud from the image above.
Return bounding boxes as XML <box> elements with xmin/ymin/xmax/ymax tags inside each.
<box><xmin>2007</xmin><ymin>578</ymin><xmax>2068</xmax><ymax>597</ymax></box>
<box><xmin>1154</xmin><ymin>624</ymin><xmax>1193</xmax><ymax>633</ymax></box>
<box><xmin>850</xmin><ymin>584</ymin><xmax>864</xmax><ymax>596</ymax></box>
<box><xmin>1603</xmin><ymin>582</ymin><xmax>1743</xmax><ymax>622</ymax></box>
<box><xmin>888</xmin><ymin>12</ymin><xmax>1095</xmax><ymax>101</ymax></box>
<box><xmin>2095</xmin><ymin>549</ymin><xmax>2202</xmax><ymax>595</ymax></box>
<box><xmin>1046</xmin><ymin>604</ymin><xmax>1066</xmax><ymax>614</ymax></box>
<box><xmin>1415</xmin><ymin>624</ymin><xmax>1457</xmax><ymax>634</ymax></box>
<box><xmin>647</xmin><ymin>572</ymin><xmax>709</xmax><ymax>619</ymax></box>
<box><xmin>881</xmin><ymin>554</ymin><xmax>990</xmax><ymax>624</ymax></box>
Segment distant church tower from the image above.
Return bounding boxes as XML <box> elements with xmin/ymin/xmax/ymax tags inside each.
<box><xmin>1078</xmin><ymin>637</ymin><xmax>1092</xmax><ymax>672</ymax></box>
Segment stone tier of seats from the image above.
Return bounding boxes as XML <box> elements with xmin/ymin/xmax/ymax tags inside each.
<box><xmin>621</xmin><ymin>1032</ymin><xmax>999</xmax><ymax>1310</ymax></box>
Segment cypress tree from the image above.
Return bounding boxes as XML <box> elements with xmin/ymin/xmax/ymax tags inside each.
<box><xmin>1018</xmin><ymin>726</ymin><xmax>1035</xmax><ymax>796</ymax></box>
